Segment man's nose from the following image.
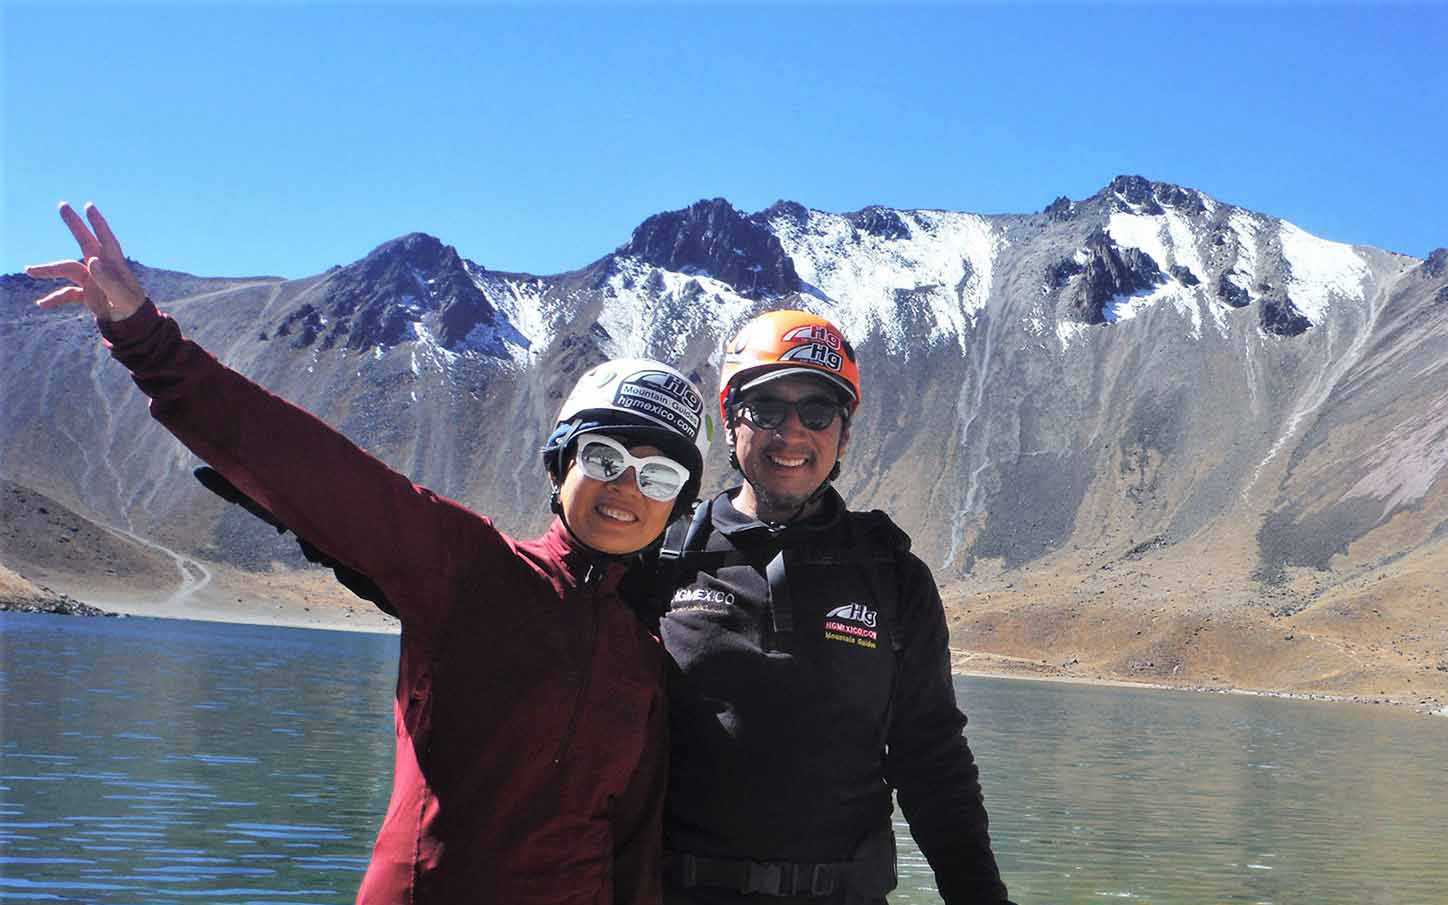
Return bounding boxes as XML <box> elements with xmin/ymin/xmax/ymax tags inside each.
<box><xmin>772</xmin><ymin>409</ymin><xmax>809</xmax><ymax>435</ymax></box>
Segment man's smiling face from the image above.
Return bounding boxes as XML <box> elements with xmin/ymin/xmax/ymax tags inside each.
<box><xmin>730</xmin><ymin>374</ymin><xmax>849</xmax><ymax>523</ymax></box>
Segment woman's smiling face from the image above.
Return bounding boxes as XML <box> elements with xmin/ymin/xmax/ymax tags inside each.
<box><xmin>557</xmin><ymin>437</ymin><xmax>676</xmax><ymax>554</ymax></box>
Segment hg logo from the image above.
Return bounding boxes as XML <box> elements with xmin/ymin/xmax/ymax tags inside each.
<box><xmin>824</xmin><ymin>603</ymin><xmax>877</xmax><ymax>628</ymax></box>
<box><xmin>636</xmin><ymin>370</ymin><xmax>702</xmax><ymax>411</ymax></box>
<box><xmin>781</xmin><ymin>324</ymin><xmax>843</xmax><ymax>350</ymax></box>
<box><xmin>780</xmin><ymin>342</ymin><xmax>843</xmax><ymax>372</ymax></box>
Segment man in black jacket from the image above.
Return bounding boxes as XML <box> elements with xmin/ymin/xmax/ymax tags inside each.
<box><xmin>659</xmin><ymin>310</ymin><xmax>1014</xmax><ymax>905</ymax></box>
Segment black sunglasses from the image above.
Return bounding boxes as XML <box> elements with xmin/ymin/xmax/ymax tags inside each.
<box><xmin>738</xmin><ymin>396</ymin><xmax>845</xmax><ymax>431</ymax></box>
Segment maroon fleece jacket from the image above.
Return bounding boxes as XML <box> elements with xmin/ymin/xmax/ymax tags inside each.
<box><xmin>101</xmin><ymin>301</ymin><xmax>667</xmax><ymax>905</ymax></box>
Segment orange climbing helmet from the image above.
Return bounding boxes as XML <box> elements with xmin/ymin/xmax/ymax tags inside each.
<box><xmin>718</xmin><ymin>310</ymin><xmax>861</xmax><ymax>421</ymax></box>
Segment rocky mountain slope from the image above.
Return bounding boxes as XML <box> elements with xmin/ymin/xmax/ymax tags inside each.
<box><xmin>4</xmin><ymin>176</ymin><xmax>1445</xmax><ymax>707</ymax></box>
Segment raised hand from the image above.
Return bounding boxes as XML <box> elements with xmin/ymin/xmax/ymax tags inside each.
<box><xmin>26</xmin><ymin>203</ymin><xmax>146</xmax><ymax>322</ymax></box>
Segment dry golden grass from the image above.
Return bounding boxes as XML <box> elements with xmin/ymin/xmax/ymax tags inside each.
<box><xmin>940</xmin><ymin>533</ymin><xmax>1448</xmax><ymax>712</ymax></box>
<box><xmin>0</xmin><ymin>562</ymin><xmax>51</xmax><ymax>604</ymax></box>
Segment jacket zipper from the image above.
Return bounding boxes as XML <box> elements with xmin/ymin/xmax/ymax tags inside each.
<box><xmin>552</xmin><ymin>563</ymin><xmax>602</xmax><ymax>766</ymax></box>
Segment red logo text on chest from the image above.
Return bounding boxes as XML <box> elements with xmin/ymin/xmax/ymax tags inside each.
<box><xmin>823</xmin><ymin>603</ymin><xmax>878</xmax><ymax>649</ymax></box>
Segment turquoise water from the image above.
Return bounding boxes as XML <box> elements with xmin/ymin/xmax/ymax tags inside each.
<box><xmin>3</xmin><ymin>612</ymin><xmax>1446</xmax><ymax>904</ymax></box>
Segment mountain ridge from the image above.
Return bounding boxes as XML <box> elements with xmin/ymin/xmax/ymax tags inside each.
<box><xmin>4</xmin><ymin>174</ymin><xmax>1446</xmax><ymax>708</ymax></box>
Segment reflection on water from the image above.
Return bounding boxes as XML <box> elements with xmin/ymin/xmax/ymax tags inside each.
<box><xmin>3</xmin><ymin>612</ymin><xmax>1446</xmax><ymax>904</ymax></box>
<box><xmin>893</xmin><ymin>677</ymin><xmax>1448</xmax><ymax>905</ymax></box>
<box><xmin>2</xmin><ymin>613</ymin><xmax>395</xmax><ymax>904</ymax></box>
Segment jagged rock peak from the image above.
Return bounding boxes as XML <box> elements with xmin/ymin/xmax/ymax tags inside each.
<box><xmin>1043</xmin><ymin>195</ymin><xmax>1075</xmax><ymax>221</ymax></box>
<box><xmin>620</xmin><ymin>197</ymin><xmax>801</xmax><ymax>299</ymax></box>
<box><xmin>1423</xmin><ymin>248</ymin><xmax>1448</xmax><ymax>278</ymax></box>
<box><xmin>1096</xmin><ymin>174</ymin><xmax>1207</xmax><ymax>217</ymax></box>
<box><xmin>1084</xmin><ymin>225</ymin><xmax>1166</xmax><ymax>284</ymax></box>
<box><xmin>272</xmin><ymin>230</ymin><xmax>502</xmax><ymax>353</ymax></box>
<box><xmin>1107</xmin><ymin>174</ymin><xmax>1160</xmax><ymax>207</ymax></box>
<box><xmin>358</xmin><ymin>232</ymin><xmax>473</xmax><ymax>277</ymax></box>
<box><xmin>761</xmin><ymin>200</ymin><xmax>810</xmax><ymax>225</ymax></box>
<box><xmin>846</xmin><ymin>205</ymin><xmax>911</xmax><ymax>240</ymax></box>
<box><xmin>337</xmin><ymin>232</ymin><xmax>476</xmax><ymax>306</ymax></box>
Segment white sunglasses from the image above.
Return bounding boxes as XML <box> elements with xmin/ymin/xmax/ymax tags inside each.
<box><xmin>575</xmin><ymin>435</ymin><xmax>691</xmax><ymax>502</ymax></box>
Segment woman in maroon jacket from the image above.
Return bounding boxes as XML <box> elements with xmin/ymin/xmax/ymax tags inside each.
<box><xmin>27</xmin><ymin>202</ymin><xmax>714</xmax><ymax>905</ymax></box>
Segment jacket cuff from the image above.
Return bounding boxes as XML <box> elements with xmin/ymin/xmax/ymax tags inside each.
<box><xmin>97</xmin><ymin>298</ymin><xmax>162</xmax><ymax>349</ymax></box>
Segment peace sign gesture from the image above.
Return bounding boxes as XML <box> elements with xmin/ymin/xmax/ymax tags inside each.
<box><xmin>26</xmin><ymin>202</ymin><xmax>146</xmax><ymax>322</ymax></box>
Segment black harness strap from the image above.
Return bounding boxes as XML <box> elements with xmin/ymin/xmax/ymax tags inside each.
<box><xmin>844</xmin><ymin>511</ymin><xmax>906</xmax><ymax>654</ymax></box>
<box><xmin>659</xmin><ymin>496</ymin><xmax>713</xmax><ymax>561</ymax></box>
<box><xmin>668</xmin><ymin>853</ymin><xmax>846</xmax><ymax>897</ymax></box>
<box><xmin>655</xmin><ymin>498</ymin><xmax>714</xmax><ymax>612</ymax></box>
<box><xmin>667</xmin><ymin>821</ymin><xmax>898</xmax><ymax>898</ymax></box>
<box><xmin>765</xmin><ymin>548</ymin><xmax>794</xmax><ymax>652</ymax></box>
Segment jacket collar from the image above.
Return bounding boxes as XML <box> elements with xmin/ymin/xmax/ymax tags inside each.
<box><xmin>710</xmin><ymin>486</ymin><xmax>845</xmax><ymax>547</ymax></box>
<box><xmin>540</xmin><ymin>517</ymin><xmax>630</xmax><ymax>593</ymax></box>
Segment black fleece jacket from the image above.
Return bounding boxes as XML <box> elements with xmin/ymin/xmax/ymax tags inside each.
<box><xmin>660</xmin><ymin>489</ymin><xmax>1011</xmax><ymax>904</ymax></box>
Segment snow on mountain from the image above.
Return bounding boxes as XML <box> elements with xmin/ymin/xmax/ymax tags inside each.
<box><xmin>465</xmin><ymin>263</ymin><xmax>552</xmax><ymax>368</ymax></box>
<box><xmin>1277</xmin><ymin>220</ymin><xmax>1370</xmax><ymax>323</ymax></box>
<box><xmin>767</xmin><ymin>206</ymin><xmax>999</xmax><ymax>352</ymax></box>
<box><xmin>584</xmin><ymin>200</ymin><xmax>1004</xmax><ymax>361</ymax></box>
<box><xmin>594</xmin><ymin>256</ymin><xmax>758</xmax><ymax>363</ymax></box>
<box><xmin>409</xmin><ymin>321</ymin><xmax>458</xmax><ymax>375</ymax></box>
<box><xmin>1224</xmin><ymin>209</ymin><xmax>1264</xmax><ymax>301</ymax></box>
<box><xmin>1104</xmin><ymin>210</ymin><xmax>1205</xmax><ymax>334</ymax></box>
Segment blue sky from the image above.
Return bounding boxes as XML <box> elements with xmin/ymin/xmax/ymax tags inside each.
<box><xmin>5</xmin><ymin>2</ymin><xmax>1444</xmax><ymax>280</ymax></box>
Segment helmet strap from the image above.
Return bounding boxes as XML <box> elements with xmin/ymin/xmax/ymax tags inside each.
<box><xmin>547</xmin><ymin>425</ymin><xmax>579</xmax><ymax>515</ymax></box>
<box><xmin>724</xmin><ymin>392</ymin><xmax>743</xmax><ymax>471</ymax></box>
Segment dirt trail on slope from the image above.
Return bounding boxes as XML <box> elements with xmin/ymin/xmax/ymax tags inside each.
<box><xmin>1</xmin><ymin>479</ymin><xmax>396</xmax><ymax>633</ymax></box>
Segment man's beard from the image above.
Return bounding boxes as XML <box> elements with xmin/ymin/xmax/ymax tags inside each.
<box><xmin>748</xmin><ymin>477</ymin><xmax>818</xmax><ymax>523</ymax></box>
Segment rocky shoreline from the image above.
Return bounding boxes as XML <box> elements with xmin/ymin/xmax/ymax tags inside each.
<box><xmin>952</xmin><ymin>649</ymin><xmax>1448</xmax><ymax>717</ymax></box>
<box><xmin>5</xmin><ymin>581</ymin><xmax>1444</xmax><ymax>717</ymax></box>
<box><xmin>0</xmin><ymin>594</ymin><xmax>125</xmax><ymax>618</ymax></box>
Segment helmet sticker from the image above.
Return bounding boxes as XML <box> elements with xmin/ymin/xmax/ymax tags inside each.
<box><xmin>778</xmin><ymin>342</ymin><xmax>844</xmax><ymax>372</ymax></box>
<box><xmin>614</xmin><ymin>370</ymin><xmax>703</xmax><ymax>440</ymax></box>
<box><xmin>718</xmin><ymin>310</ymin><xmax>862</xmax><ymax>419</ymax></box>
<box><xmin>781</xmin><ymin>323</ymin><xmax>842</xmax><ymax>350</ymax></box>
